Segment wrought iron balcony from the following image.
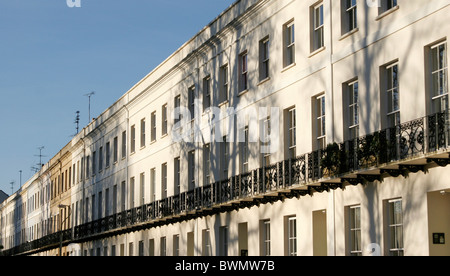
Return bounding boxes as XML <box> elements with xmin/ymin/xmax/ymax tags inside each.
<box><xmin>4</xmin><ymin>111</ymin><xmax>450</xmax><ymax>256</ymax></box>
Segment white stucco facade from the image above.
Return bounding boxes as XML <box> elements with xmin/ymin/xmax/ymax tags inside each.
<box><xmin>1</xmin><ymin>0</ymin><xmax>450</xmax><ymax>256</ymax></box>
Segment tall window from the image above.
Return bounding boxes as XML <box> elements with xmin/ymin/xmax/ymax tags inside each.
<box><xmin>386</xmin><ymin>63</ymin><xmax>400</xmax><ymax>127</ymax></box>
<box><xmin>221</xmin><ymin>136</ymin><xmax>229</xmax><ymax>180</ymax></box>
<box><xmin>139</xmin><ymin>173</ymin><xmax>145</xmax><ymax>206</ymax></box>
<box><xmin>287</xmin><ymin>107</ymin><xmax>296</xmax><ymax>159</ymax></box>
<box><xmin>162</xmin><ymin>104</ymin><xmax>168</xmax><ymax>136</ymax></box>
<box><xmin>203</xmin><ymin>144</ymin><xmax>211</xmax><ymax>185</ymax></box>
<box><xmin>161</xmin><ymin>163</ymin><xmax>167</xmax><ymax>199</ymax></box>
<box><xmin>99</xmin><ymin>146</ymin><xmax>103</xmax><ymax>172</ymax></box>
<box><xmin>240</xmin><ymin>126</ymin><xmax>249</xmax><ymax>173</ymax></box>
<box><xmin>150</xmin><ymin>168</ymin><xmax>156</xmax><ymax>202</ymax></box>
<box><xmin>113</xmin><ymin>136</ymin><xmax>118</xmax><ymax>163</ymax></box>
<box><xmin>347</xmin><ymin>80</ymin><xmax>359</xmax><ymax>140</ymax></box>
<box><xmin>174</xmin><ymin>157</ymin><xmax>181</xmax><ymax>195</ymax></box>
<box><xmin>344</xmin><ymin>0</ymin><xmax>357</xmax><ymax>33</ymax></box>
<box><xmin>219</xmin><ymin>226</ymin><xmax>229</xmax><ymax>256</ymax></box>
<box><xmin>173</xmin><ymin>235</ymin><xmax>180</xmax><ymax>256</ymax></box>
<box><xmin>379</xmin><ymin>0</ymin><xmax>398</xmax><ymax>14</ymax></box>
<box><xmin>203</xmin><ymin>76</ymin><xmax>211</xmax><ymax>111</ymax></box>
<box><xmin>261</xmin><ymin>117</ymin><xmax>271</xmax><ymax>167</ymax></box>
<box><xmin>431</xmin><ymin>42</ymin><xmax>448</xmax><ymax>113</ymax></box>
<box><xmin>131</xmin><ymin>125</ymin><xmax>136</xmax><ymax>153</ymax></box>
<box><xmin>315</xmin><ymin>94</ymin><xmax>326</xmax><ymax>150</ymax></box>
<box><xmin>261</xmin><ymin>220</ymin><xmax>271</xmax><ymax>256</ymax></box>
<box><xmin>129</xmin><ymin>177</ymin><xmax>135</xmax><ymax>209</ymax></box>
<box><xmin>160</xmin><ymin>237</ymin><xmax>166</xmax><ymax>256</ymax></box>
<box><xmin>219</xmin><ymin>65</ymin><xmax>229</xmax><ymax>103</ymax></box>
<box><xmin>174</xmin><ymin>95</ymin><xmax>181</xmax><ymax>125</ymax></box>
<box><xmin>239</xmin><ymin>51</ymin><xmax>248</xmax><ymax>92</ymax></box>
<box><xmin>202</xmin><ymin>229</ymin><xmax>211</xmax><ymax>256</ymax></box>
<box><xmin>140</xmin><ymin>118</ymin><xmax>146</xmax><ymax>148</ymax></box>
<box><xmin>188</xmin><ymin>86</ymin><xmax>195</xmax><ymax>120</ymax></box>
<box><xmin>283</xmin><ymin>22</ymin><xmax>295</xmax><ymax>67</ymax></box>
<box><xmin>121</xmin><ymin>131</ymin><xmax>126</xmax><ymax>159</ymax></box>
<box><xmin>151</xmin><ymin>111</ymin><xmax>157</xmax><ymax>142</ymax></box>
<box><xmin>188</xmin><ymin>150</ymin><xmax>195</xmax><ymax>191</ymax></box>
<box><xmin>312</xmin><ymin>2</ymin><xmax>324</xmax><ymax>51</ymax></box>
<box><xmin>260</xmin><ymin>37</ymin><xmax>270</xmax><ymax>80</ymax></box>
<box><xmin>106</xmin><ymin>142</ymin><xmax>110</xmax><ymax>168</ymax></box>
<box><xmin>349</xmin><ymin>205</ymin><xmax>362</xmax><ymax>256</ymax></box>
<box><xmin>387</xmin><ymin>199</ymin><xmax>403</xmax><ymax>256</ymax></box>
<box><xmin>287</xmin><ymin>216</ymin><xmax>297</xmax><ymax>256</ymax></box>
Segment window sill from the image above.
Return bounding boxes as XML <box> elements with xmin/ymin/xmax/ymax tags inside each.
<box><xmin>218</xmin><ymin>100</ymin><xmax>229</xmax><ymax>107</ymax></box>
<box><xmin>258</xmin><ymin>77</ymin><xmax>271</xmax><ymax>86</ymax></box>
<box><xmin>376</xmin><ymin>5</ymin><xmax>400</xmax><ymax>21</ymax></box>
<box><xmin>309</xmin><ymin>46</ymin><xmax>326</xmax><ymax>58</ymax></box>
<box><xmin>339</xmin><ymin>28</ymin><xmax>359</xmax><ymax>41</ymax></box>
<box><xmin>281</xmin><ymin>63</ymin><xmax>296</xmax><ymax>73</ymax></box>
<box><xmin>161</xmin><ymin>133</ymin><xmax>168</xmax><ymax>139</ymax></box>
<box><xmin>238</xmin><ymin>89</ymin><xmax>249</xmax><ymax>97</ymax></box>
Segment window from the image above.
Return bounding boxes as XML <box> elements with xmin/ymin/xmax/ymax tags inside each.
<box><xmin>260</xmin><ymin>36</ymin><xmax>270</xmax><ymax>80</ymax></box>
<box><xmin>347</xmin><ymin>80</ymin><xmax>359</xmax><ymax>140</ymax></box>
<box><xmin>113</xmin><ymin>136</ymin><xmax>118</xmax><ymax>163</ymax></box>
<box><xmin>261</xmin><ymin>117</ymin><xmax>271</xmax><ymax>167</ymax></box>
<box><xmin>161</xmin><ymin>163</ymin><xmax>167</xmax><ymax>199</ymax></box>
<box><xmin>162</xmin><ymin>104</ymin><xmax>168</xmax><ymax>136</ymax></box>
<box><xmin>151</xmin><ymin>111</ymin><xmax>156</xmax><ymax>142</ymax></box>
<box><xmin>430</xmin><ymin>42</ymin><xmax>448</xmax><ymax>113</ymax></box>
<box><xmin>219</xmin><ymin>65</ymin><xmax>229</xmax><ymax>103</ymax></box>
<box><xmin>99</xmin><ymin>146</ymin><xmax>103</xmax><ymax>172</ymax></box>
<box><xmin>314</xmin><ymin>94</ymin><xmax>326</xmax><ymax>150</ymax></box>
<box><xmin>188</xmin><ymin>86</ymin><xmax>195</xmax><ymax>120</ymax></box>
<box><xmin>131</xmin><ymin>125</ymin><xmax>136</xmax><ymax>153</ymax></box>
<box><xmin>287</xmin><ymin>216</ymin><xmax>297</xmax><ymax>256</ymax></box>
<box><xmin>203</xmin><ymin>77</ymin><xmax>211</xmax><ymax>111</ymax></box>
<box><xmin>174</xmin><ymin>95</ymin><xmax>181</xmax><ymax>125</ymax></box>
<box><xmin>121</xmin><ymin>181</ymin><xmax>126</xmax><ymax>212</ymax></box>
<box><xmin>283</xmin><ymin>21</ymin><xmax>295</xmax><ymax>67</ymax></box>
<box><xmin>312</xmin><ymin>2</ymin><xmax>324</xmax><ymax>52</ymax></box>
<box><xmin>239</xmin><ymin>51</ymin><xmax>248</xmax><ymax>92</ymax></box>
<box><xmin>129</xmin><ymin>177</ymin><xmax>135</xmax><ymax>208</ymax></box>
<box><xmin>202</xmin><ymin>229</ymin><xmax>211</xmax><ymax>256</ymax></box>
<box><xmin>385</xmin><ymin>62</ymin><xmax>400</xmax><ymax>127</ymax></box>
<box><xmin>150</xmin><ymin>168</ymin><xmax>156</xmax><ymax>202</ymax></box>
<box><xmin>343</xmin><ymin>0</ymin><xmax>357</xmax><ymax>34</ymax></box>
<box><xmin>379</xmin><ymin>0</ymin><xmax>398</xmax><ymax>14</ymax></box>
<box><xmin>121</xmin><ymin>131</ymin><xmax>126</xmax><ymax>159</ymax></box>
<box><xmin>173</xmin><ymin>235</ymin><xmax>180</xmax><ymax>256</ymax></box>
<box><xmin>160</xmin><ymin>237</ymin><xmax>166</xmax><ymax>256</ymax></box>
<box><xmin>221</xmin><ymin>136</ymin><xmax>229</xmax><ymax>180</ymax></box>
<box><xmin>203</xmin><ymin>144</ymin><xmax>211</xmax><ymax>185</ymax></box>
<box><xmin>106</xmin><ymin>142</ymin><xmax>110</xmax><ymax>168</ymax></box>
<box><xmin>386</xmin><ymin>199</ymin><xmax>403</xmax><ymax>256</ymax></box>
<box><xmin>140</xmin><ymin>119</ymin><xmax>146</xmax><ymax>148</ymax></box>
<box><xmin>174</xmin><ymin>157</ymin><xmax>181</xmax><ymax>195</ymax></box>
<box><xmin>287</xmin><ymin>107</ymin><xmax>296</xmax><ymax>159</ymax></box>
<box><xmin>140</xmin><ymin>172</ymin><xmax>145</xmax><ymax>206</ymax></box>
<box><xmin>261</xmin><ymin>220</ymin><xmax>271</xmax><ymax>256</ymax></box>
<box><xmin>348</xmin><ymin>205</ymin><xmax>362</xmax><ymax>256</ymax></box>
<box><xmin>219</xmin><ymin>226</ymin><xmax>229</xmax><ymax>256</ymax></box>
<box><xmin>240</xmin><ymin>126</ymin><xmax>249</xmax><ymax>173</ymax></box>
<box><xmin>188</xmin><ymin>150</ymin><xmax>195</xmax><ymax>191</ymax></box>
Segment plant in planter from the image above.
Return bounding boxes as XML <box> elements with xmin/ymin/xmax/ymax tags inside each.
<box><xmin>321</xmin><ymin>143</ymin><xmax>342</xmax><ymax>177</ymax></box>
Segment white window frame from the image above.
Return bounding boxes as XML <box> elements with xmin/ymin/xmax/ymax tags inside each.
<box><xmin>348</xmin><ymin>80</ymin><xmax>359</xmax><ymax>140</ymax></box>
<box><xmin>315</xmin><ymin>94</ymin><xmax>326</xmax><ymax>150</ymax></box>
<box><xmin>387</xmin><ymin>198</ymin><xmax>403</xmax><ymax>256</ymax></box>
<box><xmin>284</xmin><ymin>21</ymin><xmax>295</xmax><ymax>67</ymax></box>
<box><xmin>386</xmin><ymin>63</ymin><xmax>400</xmax><ymax>127</ymax></box>
<box><xmin>313</xmin><ymin>3</ymin><xmax>324</xmax><ymax>51</ymax></box>
<box><xmin>287</xmin><ymin>216</ymin><xmax>297</xmax><ymax>256</ymax></box>
<box><xmin>349</xmin><ymin>205</ymin><xmax>362</xmax><ymax>256</ymax></box>
<box><xmin>431</xmin><ymin>41</ymin><xmax>448</xmax><ymax>113</ymax></box>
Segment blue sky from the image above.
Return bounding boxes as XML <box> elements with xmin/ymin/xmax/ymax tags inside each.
<box><xmin>0</xmin><ymin>0</ymin><xmax>236</xmax><ymax>195</ymax></box>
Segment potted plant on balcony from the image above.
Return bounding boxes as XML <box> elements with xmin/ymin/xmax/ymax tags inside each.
<box><xmin>321</xmin><ymin>143</ymin><xmax>342</xmax><ymax>177</ymax></box>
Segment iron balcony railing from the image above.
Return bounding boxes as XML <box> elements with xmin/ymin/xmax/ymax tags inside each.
<box><xmin>4</xmin><ymin>111</ymin><xmax>450</xmax><ymax>256</ymax></box>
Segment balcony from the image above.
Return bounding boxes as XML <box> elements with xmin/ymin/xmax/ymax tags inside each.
<box><xmin>5</xmin><ymin>111</ymin><xmax>450</xmax><ymax>256</ymax></box>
